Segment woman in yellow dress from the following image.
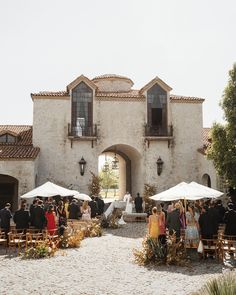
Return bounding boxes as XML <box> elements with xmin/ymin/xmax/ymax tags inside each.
<box><xmin>148</xmin><ymin>207</ymin><xmax>159</xmax><ymax>239</ymax></box>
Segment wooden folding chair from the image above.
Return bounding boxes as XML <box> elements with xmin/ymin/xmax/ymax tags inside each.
<box><xmin>0</xmin><ymin>231</ymin><xmax>7</xmax><ymax>253</ymax></box>
<box><xmin>201</xmin><ymin>238</ymin><xmax>219</xmax><ymax>259</ymax></box>
<box><xmin>8</xmin><ymin>232</ymin><xmax>26</xmax><ymax>254</ymax></box>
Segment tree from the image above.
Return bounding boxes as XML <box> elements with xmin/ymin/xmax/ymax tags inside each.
<box><xmin>88</xmin><ymin>172</ymin><xmax>102</xmax><ymax>196</ymax></box>
<box><xmin>99</xmin><ymin>168</ymin><xmax>118</xmax><ymax>198</ymax></box>
<box><xmin>207</xmin><ymin>63</ymin><xmax>236</xmax><ymax>188</ymax></box>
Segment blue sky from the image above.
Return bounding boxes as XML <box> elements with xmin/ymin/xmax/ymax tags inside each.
<box><xmin>0</xmin><ymin>0</ymin><xmax>235</xmax><ymax>127</ymax></box>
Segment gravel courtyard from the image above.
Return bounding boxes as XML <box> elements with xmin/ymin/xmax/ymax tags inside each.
<box><xmin>0</xmin><ymin>223</ymin><xmax>223</xmax><ymax>295</ymax></box>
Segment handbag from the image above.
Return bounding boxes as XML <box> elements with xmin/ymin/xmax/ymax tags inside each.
<box><xmin>197</xmin><ymin>240</ymin><xmax>204</xmax><ymax>253</ymax></box>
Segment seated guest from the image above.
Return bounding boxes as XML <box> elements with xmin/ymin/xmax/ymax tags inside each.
<box><xmin>89</xmin><ymin>196</ymin><xmax>98</xmax><ymax>218</ymax></box>
<box><xmin>45</xmin><ymin>205</ymin><xmax>56</xmax><ymax>235</ymax></box>
<box><xmin>13</xmin><ymin>203</ymin><xmax>30</xmax><ymax>230</ymax></box>
<box><xmin>134</xmin><ymin>193</ymin><xmax>143</xmax><ymax>213</ymax></box>
<box><xmin>224</xmin><ymin>203</ymin><xmax>236</xmax><ymax>236</ymax></box>
<box><xmin>81</xmin><ymin>201</ymin><xmax>91</xmax><ymax>221</ymax></box>
<box><xmin>68</xmin><ymin>199</ymin><xmax>80</xmax><ymax>219</ymax></box>
<box><xmin>167</xmin><ymin>203</ymin><xmax>181</xmax><ymax>238</ymax></box>
<box><xmin>185</xmin><ymin>204</ymin><xmax>199</xmax><ymax>247</ymax></box>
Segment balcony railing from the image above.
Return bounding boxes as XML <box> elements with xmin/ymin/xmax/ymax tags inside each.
<box><xmin>145</xmin><ymin>124</ymin><xmax>173</xmax><ymax>137</ymax></box>
<box><xmin>68</xmin><ymin>124</ymin><xmax>98</xmax><ymax>137</ymax></box>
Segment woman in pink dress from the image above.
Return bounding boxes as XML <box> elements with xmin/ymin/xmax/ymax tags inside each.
<box><xmin>45</xmin><ymin>205</ymin><xmax>56</xmax><ymax>235</ymax></box>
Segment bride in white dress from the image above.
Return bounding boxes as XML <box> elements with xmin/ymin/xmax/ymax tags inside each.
<box><xmin>123</xmin><ymin>192</ymin><xmax>133</xmax><ymax>213</ymax></box>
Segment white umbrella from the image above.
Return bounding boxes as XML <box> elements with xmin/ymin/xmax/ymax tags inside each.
<box><xmin>20</xmin><ymin>181</ymin><xmax>77</xmax><ymax>199</ymax></box>
<box><xmin>73</xmin><ymin>193</ymin><xmax>91</xmax><ymax>201</ymax></box>
<box><xmin>189</xmin><ymin>182</ymin><xmax>223</xmax><ymax>198</ymax></box>
<box><xmin>150</xmin><ymin>182</ymin><xmax>210</xmax><ymax>201</ymax></box>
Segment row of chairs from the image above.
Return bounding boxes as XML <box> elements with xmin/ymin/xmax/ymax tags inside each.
<box><xmin>0</xmin><ymin>220</ymin><xmax>93</xmax><ymax>254</ymax></box>
<box><xmin>180</xmin><ymin>224</ymin><xmax>236</xmax><ymax>261</ymax></box>
<box><xmin>0</xmin><ymin>228</ymin><xmax>59</xmax><ymax>254</ymax></box>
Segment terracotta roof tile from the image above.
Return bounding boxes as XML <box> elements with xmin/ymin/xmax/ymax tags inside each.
<box><xmin>96</xmin><ymin>89</ymin><xmax>144</xmax><ymax>99</ymax></box>
<box><xmin>92</xmin><ymin>74</ymin><xmax>133</xmax><ymax>84</ymax></box>
<box><xmin>0</xmin><ymin>125</ymin><xmax>33</xmax><ymax>145</ymax></box>
<box><xmin>0</xmin><ymin>125</ymin><xmax>40</xmax><ymax>159</ymax></box>
<box><xmin>203</xmin><ymin>128</ymin><xmax>211</xmax><ymax>147</ymax></box>
<box><xmin>0</xmin><ymin>146</ymin><xmax>40</xmax><ymax>159</ymax></box>
<box><xmin>170</xmin><ymin>95</ymin><xmax>204</xmax><ymax>103</ymax></box>
<box><xmin>31</xmin><ymin>91</ymin><xmax>68</xmax><ymax>97</ymax></box>
<box><xmin>198</xmin><ymin>128</ymin><xmax>212</xmax><ymax>155</ymax></box>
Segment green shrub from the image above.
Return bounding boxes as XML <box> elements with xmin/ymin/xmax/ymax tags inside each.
<box><xmin>194</xmin><ymin>273</ymin><xmax>236</xmax><ymax>295</ymax></box>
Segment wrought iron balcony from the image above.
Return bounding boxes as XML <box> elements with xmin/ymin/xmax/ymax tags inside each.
<box><xmin>68</xmin><ymin>124</ymin><xmax>98</xmax><ymax>138</ymax></box>
<box><xmin>144</xmin><ymin>124</ymin><xmax>173</xmax><ymax>137</ymax></box>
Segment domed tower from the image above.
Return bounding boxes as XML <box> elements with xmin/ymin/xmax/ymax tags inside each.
<box><xmin>92</xmin><ymin>74</ymin><xmax>134</xmax><ymax>92</ymax></box>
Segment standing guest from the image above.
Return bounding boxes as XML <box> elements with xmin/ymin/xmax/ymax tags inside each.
<box><xmin>134</xmin><ymin>193</ymin><xmax>143</xmax><ymax>213</ymax></box>
<box><xmin>63</xmin><ymin>197</ymin><xmax>70</xmax><ymax>219</ymax></box>
<box><xmin>167</xmin><ymin>201</ymin><xmax>175</xmax><ymax>213</ymax></box>
<box><xmin>0</xmin><ymin>203</ymin><xmax>12</xmax><ymax>238</ymax></box>
<box><xmin>216</xmin><ymin>200</ymin><xmax>226</xmax><ymax>224</ymax></box>
<box><xmin>89</xmin><ymin>196</ymin><xmax>98</xmax><ymax>218</ymax></box>
<box><xmin>179</xmin><ymin>201</ymin><xmax>186</xmax><ymax>230</ymax></box>
<box><xmin>207</xmin><ymin>201</ymin><xmax>219</xmax><ymax>238</ymax></box>
<box><xmin>81</xmin><ymin>201</ymin><xmax>91</xmax><ymax>221</ymax></box>
<box><xmin>160</xmin><ymin>203</ymin><xmax>167</xmax><ymax>219</ymax></box>
<box><xmin>34</xmin><ymin>200</ymin><xmax>46</xmax><ymax>230</ymax></box>
<box><xmin>95</xmin><ymin>195</ymin><xmax>105</xmax><ymax>215</ymax></box>
<box><xmin>224</xmin><ymin>203</ymin><xmax>236</xmax><ymax>236</ymax></box>
<box><xmin>57</xmin><ymin>200</ymin><xmax>67</xmax><ymax>226</ymax></box>
<box><xmin>167</xmin><ymin>203</ymin><xmax>181</xmax><ymax>238</ymax></box>
<box><xmin>29</xmin><ymin>198</ymin><xmax>38</xmax><ymax>226</ymax></box>
<box><xmin>45</xmin><ymin>205</ymin><xmax>57</xmax><ymax>235</ymax></box>
<box><xmin>185</xmin><ymin>204</ymin><xmax>199</xmax><ymax>247</ymax></box>
<box><xmin>68</xmin><ymin>199</ymin><xmax>80</xmax><ymax>219</ymax></box>
<box><xmin>199</xmin><ymin>205</ymin><xmax>210</xmax><ymax>239</ymax></box>
<box><xmin>156</xmin><ymin>204</ymin><xmax>166</xmax><ymax>244</ymax></box>
<box><xmin>148</xmin><ymin>207</ymin><xmax>159</xmax><ymax>240</ymax></box>
<box><xmin>13</xmin><ymin>203</ymin><xmax>30</xmax><ymax>230</ymax></box>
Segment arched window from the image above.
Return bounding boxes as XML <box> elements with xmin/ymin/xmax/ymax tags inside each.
<box><xmin>71</xmin><ymin>82</ymin><xmax>93</xmax><ymax>136</ymax></box>
<box><xmin>202</xmin><ymin>173</ymin><xmax>211</xmax><ymax>188</ymax></box>
<box><xmin>147</xmin><ymin>84</ymin><xmax>167</xmax><ymax>134</ymax></box>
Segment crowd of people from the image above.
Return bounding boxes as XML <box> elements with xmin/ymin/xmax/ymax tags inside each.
<box><xmin>0</xmin><ymin>196</ymin><xmax>105</xmax><ymax>238</ymax></box>
<box><xmin>148</xmin><ymin>199</ymin><xmax>236</xmax><ymax>247</ymax></box>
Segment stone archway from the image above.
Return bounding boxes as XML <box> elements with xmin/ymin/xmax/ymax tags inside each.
<box><xmin>0</xmin><ymin>174</ymin><xmax>18</xmax><ymax>211</ymax></box>
<box><xmin>202</xmin><ymin>173</ymin><xmax>211</xmax><ymax>188</ymax></box>
<box><xmin>100</xmin><ymin>144</ymin><xmax>142</xmax><ymax>199</ymax></box>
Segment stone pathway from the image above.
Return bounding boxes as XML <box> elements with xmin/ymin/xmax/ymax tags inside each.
<box><xmin>0</xmin><ymin>223</ymin><xmax>223</xmax><ymax>295</ymax></box>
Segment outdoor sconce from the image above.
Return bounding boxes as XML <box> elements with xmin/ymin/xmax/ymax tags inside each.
<box><xmin>79</xmin><ymin>157</ymin><xmax>86</xmax><ymax>176</ymax></box>
<box><xmin>156</xmin><ymin>156</ymin><xmax>164</xmax><ymax>176</ymax></box>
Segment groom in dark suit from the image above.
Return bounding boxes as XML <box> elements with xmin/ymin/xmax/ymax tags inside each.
<box><xmin>134</xmin><ymin>193</ymin><xmax>143</xmax><ymax>213</ymax></box>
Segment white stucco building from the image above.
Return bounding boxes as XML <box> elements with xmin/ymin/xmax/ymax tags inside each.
<box><xmin>0</xmin><ymin>74</ymin><xmax>218</xmax><ymax>210</ymax></box>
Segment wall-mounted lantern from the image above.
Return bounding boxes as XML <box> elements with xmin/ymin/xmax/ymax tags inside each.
<box><xmin>79</xmin><ymin>157</ymin><xmax>86</xmax><ymax>176</ymax></box>
<box><xmin>156</xmin><ymin>157</ymin><xmax>164</xmax><ymax>176</ymax></box>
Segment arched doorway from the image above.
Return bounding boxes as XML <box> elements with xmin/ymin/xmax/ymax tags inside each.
<box><xmin>202</xmin><ymin>173</ymin><xmax>211</xmax><ymax>188</ymax></box>
<box><xmin>0</xmin><ymin>174</ymin><xmax>18</xmax><ymax>211</ymax></box>
<box><xmin>98</xmin><ymin>144</ymin><xmax>142</xmax><ymax>199</ymax></box>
